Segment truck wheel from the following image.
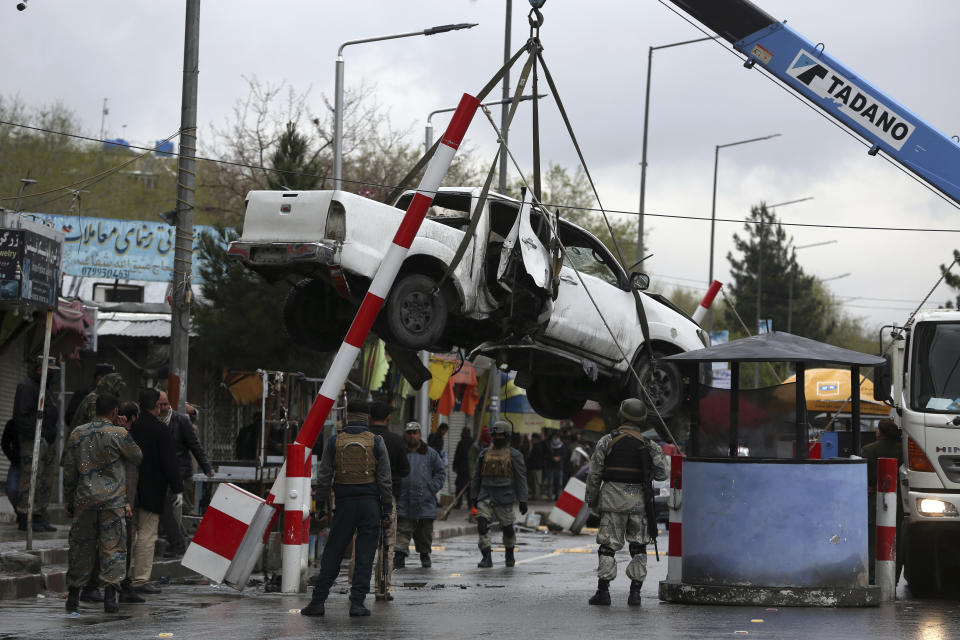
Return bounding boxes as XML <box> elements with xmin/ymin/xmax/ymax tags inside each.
<box><xmin>904</xmin><ymin>522</ymin><xmax>939</xmax><ymax>598</ymax></box>
<box><xmin>628</xmin><ymin>351</ymin><xmax>683</xmax><ymax>418</ymax></box>
<box><xmin>382</xmin><ymin>273</ymin><xmax>448</xmax><ymax>351</ymax></box>
<box><xmin>524</xmin><ymin>378</ymin><xmax>587</xmax><ymax>420</ymax></box>
<box><xmin>283</xmin><ymin>279</ymin><xmax>353</xmax><ymax>352</ymax></box>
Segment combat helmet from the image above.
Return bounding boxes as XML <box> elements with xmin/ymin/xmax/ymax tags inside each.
<box><xmin>618</xmin><ymin>397</ymin><xmax>647</xmax><ymax>426</ymax></box>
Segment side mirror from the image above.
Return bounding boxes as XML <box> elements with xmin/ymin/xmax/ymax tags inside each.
<box><xmin>629</xmin><ymin>271</ymin><xmax>650</xmax><ymax>291</ymax></box>
<box><xmin>874</xmin><ymin>354</ymin><xmax>892</xmax><ymax>403</ymax></box>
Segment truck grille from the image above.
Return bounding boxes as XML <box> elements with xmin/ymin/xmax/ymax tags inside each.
<box><xmin>939</xmin><ymin>455</ymin><xmax>960</xmax><ymax>483</ymax></box>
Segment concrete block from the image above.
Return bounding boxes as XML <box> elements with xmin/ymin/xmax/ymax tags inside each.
<box><xmin>658</xmin><ymin>580</ymin><xmax>881</xmax><ymax>608</ymax></box>
<box><xmin>0</xmin><ymin>551</ymin><xmax>41</xmax><ymax>574</ymax></box>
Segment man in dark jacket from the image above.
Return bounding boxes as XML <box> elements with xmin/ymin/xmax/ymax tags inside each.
<box><xmin>366</xmin><ymin>401</ymin><xmax>408</xmax><ymax>601</ymax></box>
<box><xmin>453</xmin><ymin>428</ymin><xmax>472</xmax><ymax>508</ymax></box>
<box><xmin>128</xmin><ymin>389</ymin><xmax>183</xmax><ymax>597</ymax></box>
<box><xmin>396</xmin><ymin>421</ymin><xmax>446</xmax><ymax>569</ymax></box>
<box><xmin>14</xmin><ymin>362</ymin><xmax>58</xmax><ymax>532</ymax></box>
<box><xmin>301</xmin><ymin>402</ymin><xmax>393</xmax><ymax>618</ymax></box>
<box><xmin>157</xmin><ymin>390</ymin><xmax>212</xmax><ymax>555</ymax></box>
<box><xmin>427</xmin><ymin>422</ymin><xmax>448</xmax><ymax>453</ymax></box>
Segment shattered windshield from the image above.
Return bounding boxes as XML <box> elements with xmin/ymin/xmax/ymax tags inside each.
<box><xmin>910</xmin><ymin>322</ymin><xmax>960</xmax><ymax>413</ymax></box>
<box><xmin>562</xmin><ymin>244</ymin><xmax>619</xmax><ymax>287</ymax></box>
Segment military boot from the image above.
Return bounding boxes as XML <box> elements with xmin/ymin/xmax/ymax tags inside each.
<box><xmin>349</xmin><ymin>600</ymin><xmax>370</xmax><ymax>617</ymax></box>
<box><xmin>588</xmin><ymin>579</ymin><xmax>611</xmax><ymax>606</ymax></box>
<box><xmin>65</xmin><ymin>587</ymin><xmax>80</xmax><ymax>613</ymax></box>
<box><xmin>419</xmin><ymin>553</ymin><xmax>432</xmax><ymax>568</ymax></box>
<box><xmin>505</xmin><ymin>547</ymin><xmax>515</xmax><ymax>567</ymax></box>
<box><xmin>103</xmin><ymin>584</ymin><xmax>119</xmax><ymax>613</ymax></box>
<box><xmin>394</xmin><ymin>551</ymin><xmax>405</xmax><ymax>569</ymax></box>
<box><xmin>477</xmin><ymin>547</ymin><xmax>493</xmax><ymax>568</ymax></box>
<box><xmin>628</xmin><ymin>580</ymin><xmax>643</xmax><ymax>606</ymax></box>
<box><xmin>80</xmin><ymin>585</ymin><xmax>103</xmax><ymax>603</ymax></box>
<box><xmin>300</xmin><ymin>598</ymin><xmax>325</xmax><ymax>617</ymax></box>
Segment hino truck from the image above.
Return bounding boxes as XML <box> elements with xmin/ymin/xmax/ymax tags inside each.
<box><xmin>668</xmin><ymin>0</ymin><xmax>960</xmax><ymax>596</ymax></box>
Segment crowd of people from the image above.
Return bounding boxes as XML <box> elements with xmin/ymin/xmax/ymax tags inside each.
<box><xmin>1</xmin><ymin>360</ymin><xmax>214</xmax><ymax>614</ymax></box>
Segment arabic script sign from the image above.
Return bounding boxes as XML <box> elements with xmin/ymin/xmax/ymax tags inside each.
<box><xmin>0</xmin><ymin>228</ymin><xmax>62</xmax><ymax>308</ymax></box>
<box><xmin>25</xmin><ymin>214</ymin><xmax>215</xmax><ymax>283</ymax></box>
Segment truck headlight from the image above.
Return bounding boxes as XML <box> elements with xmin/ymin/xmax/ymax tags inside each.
<box><xmin>917</xmin><ymin>498</ymin><xmax>959</xmax><ymax>517</ymax></box>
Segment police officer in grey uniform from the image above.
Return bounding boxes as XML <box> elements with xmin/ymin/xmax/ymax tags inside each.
<box><xmin>470</xmin><ymin>420</ymin><xmax>528</xmax><ymax>568</ymax></box>
<box><xmin>585</xmin><ymin>398</ymin><xmax>666</xmax><ymax>606</ymax></box>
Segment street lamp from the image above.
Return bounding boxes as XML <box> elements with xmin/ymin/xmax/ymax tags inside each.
<box><xmin>787</xmin><ymin>239</ymin><xmax>837</xmax><ymax>333</ymax></box>
<box><xmin>425</xmin><ymin>94</ymin><xmax>546</xmax><ymax>152</ymax></box>
<box><xmin>637</xmin><ymin>36</ymin><xmax>717</xmax><ymax>265</ymax></box>
<box><xmin>821</xmin><ymin>272</ymin><xmax>851</xmax><ymax>282</ymax></box>
<box><xmin>706</xmin><ymin>133</ymin><xmax>781</xmax><ymax>334</ymax></box>
<box><xmin>15</xmin><ymin>178</ymin><xmax>37</xmax><ymax>212</ymax></box>
<box><xmin>334</xmin><ymin>22</ymin><xmax>478</xmax><ymax>190</ymax></box>
<box><xmin>757</xmin><ymin>196</ymin><xmax>814</xmax><ymax>336</ymax></box>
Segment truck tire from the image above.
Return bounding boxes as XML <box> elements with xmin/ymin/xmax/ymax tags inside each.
<box><xmin>283</xmin><ymin>279</ymin><xmax>353</xmax><ymax>353</ymax></box>
<box><xmin>382</xmin><ymin>273</ymin><xmax>448</xmax><ymax>351</ymax></box>
<box><xmin>524</xmin><ymin>378</ymin><xmax>587</xmax><ymax>420</ymax></box>
<box><xmin>904</xmin><ymin>522</ymin><xmax>939</xmax><ymax>598</ymax></box>
<box><xmin>628</xmin><ymin>351</ymin><xmax>683</xmax><ymax>418</ymax></box>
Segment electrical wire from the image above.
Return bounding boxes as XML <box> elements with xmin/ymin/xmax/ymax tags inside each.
<box><xmin>3</xmin><ymin>119</ymin><xmax>959</xmax><ymax>235</ymax></box>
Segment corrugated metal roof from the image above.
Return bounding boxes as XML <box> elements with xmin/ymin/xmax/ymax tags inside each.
<box><xmin>97</xmin><ymin>312</ymin><xmax>171</xmax><ymax>338</ymax></box>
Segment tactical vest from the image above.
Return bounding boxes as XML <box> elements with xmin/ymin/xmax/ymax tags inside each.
<box><xmin>334</xmin><ymin>430</ymin><xmax>376</xmax><ymax>484</ymax></box>
<box><xmin>481</xmin><ymin>447</ymin><xmax>513</xmax><ymax>478</ymax></box>
<box><xmin>602</xmin><ymin>429</ymin><xmax>652</xmax><ymax>484</ymax></box>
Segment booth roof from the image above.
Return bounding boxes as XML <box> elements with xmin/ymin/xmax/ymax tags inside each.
<box><xmin>662</xmin><ymin>331</ymin><xmax>885</xmax><ymax>366</ymax></box>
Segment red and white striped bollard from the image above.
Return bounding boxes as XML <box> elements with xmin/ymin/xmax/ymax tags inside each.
<box><xmin>876</xmin><ymin>457</ymin><xmax>897</xmax><ymax>601</ymax></box>
<box><xmin>667</xmin><ymin>454</ymin><xmax>683</xmax><ymax>583</ymax></box>
<box><xmin>282</xmin><ymin>442</ymin><xmax>307</xmax><ymax>593</ymax></box>
<box><xmin>691</xmin><ymin>280</ymin><xmax>722</xmax><ymax>326</ymax></box>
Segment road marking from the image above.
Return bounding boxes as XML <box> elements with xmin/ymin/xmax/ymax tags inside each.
<box><xmin>449</xmin><ymin>573</ymin><xmax>461</xmax><ymax>577</ymax></box>
<box><xmin>288</xmin><ymin>609</ymin><xmax>300</xmax><ymax>614</ymax></box>
<box><xmin>514</xmin><ymin>552</ymin><xmax>565</xmax><ymax>566</ymax></box>
<box><xmin>751</xmin><ymin>619</ymin><xmax>764</xmax><ymax>623</ymax></box>
<box><xmin>431</xmin><ymin>545</ymin><xmax>446</xmax><ymax>551</ymax></box>
<box><xmin>554</xmin><ymin>547</ymin><xmax>594</xmax><ymax>554</ymax></box>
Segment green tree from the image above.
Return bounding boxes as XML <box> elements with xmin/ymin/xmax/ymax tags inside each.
<box><xmin>724</xmin><ymin>203</ymin><xmax>836</xmax><ymax>341</ymax></box>
<box><xmin>266</xmin><ymin>122</ymin><xmax>322</xmax><ymax>191</ymax></box>
<box><xmin>939</xmin><ymin>249</ymin><xmax>960</xmax><ymax>309</ymax></box>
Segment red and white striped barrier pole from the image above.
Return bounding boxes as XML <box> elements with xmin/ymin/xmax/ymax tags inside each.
<box><xmin>282</xmin><ymin>442</ymin><xmax>307</xmax><ymax>593</ymax></box>
<box><xmin>667</xmin><ymin>455</ymin><xmax>683</xmax><ymax>583</ymax></box>
<box><xmin>691</xmin><ymin>280</ymin><xmax>722</xmax><ymax>326</ymax></box>
<box><xmin>876</xmin><ymin>457</ymin><xmax>897</xmax><ymax>601</ymax></box>
<box><xmin>547</xmin><ymin>478</ymin><xmax>586</xmax><ymax>531</ymax></box>
<box><xmin>266</xmin><ymin>92</ymin><xmax>480</xmax><ymax>507</ymax></box>
<box><xmin>301</xmin><ymin>452</ymin><xmax>313</xmax><ymax>584</ymax></box>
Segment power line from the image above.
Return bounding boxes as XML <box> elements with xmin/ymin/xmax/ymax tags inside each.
<box><xmin>3</xmin><ymin>118</ymin><xmax>960</xmax><ymax>235</ymax></box>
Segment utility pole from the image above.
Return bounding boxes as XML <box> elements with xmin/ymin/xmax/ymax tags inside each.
<box><xmin>168</xmin><ymin>0</ymin><xmax>200</xmax><ymax>413</ymax></box>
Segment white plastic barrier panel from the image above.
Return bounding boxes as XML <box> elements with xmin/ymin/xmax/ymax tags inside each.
<box><xmin>182</xmin><ymin>483</ymin><xmax>273</xmax><ymax>586</ymax></box>
<box><xmin>547</xmin><ymin>478</ymin><xmax>586</xmax><ymax>530</ymax></box>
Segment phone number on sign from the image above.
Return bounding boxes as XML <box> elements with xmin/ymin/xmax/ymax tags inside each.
<box><xmin>80</xmin><ymin>266</ymin><xmax>133</xmax><ymax>279</ymax></box>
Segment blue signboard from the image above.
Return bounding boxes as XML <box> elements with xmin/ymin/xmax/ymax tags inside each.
<box><xmin>24</xmin><ymin>214</ymin><xmax>216</xmax><ymax>283</ymax></box>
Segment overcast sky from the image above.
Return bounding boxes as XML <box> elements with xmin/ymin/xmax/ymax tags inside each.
<box><xmin>4</xmin><ymin>0</ymin><xmax>960</xmax><ymax>330</ymax></box>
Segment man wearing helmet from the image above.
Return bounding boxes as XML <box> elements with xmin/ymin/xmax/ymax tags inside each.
<box><xmin>585</xmin><ymin>398</ymin><xmax>667</xmax><ymax>607</ymax></box>
<box><xmin>470</xmin><ymin>420</ymin><xmax>528</xmax><ymax>568</ymax></box>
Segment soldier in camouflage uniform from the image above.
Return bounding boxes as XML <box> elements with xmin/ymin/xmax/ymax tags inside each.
<box><xmin>585</xmin><ymin>398</ymin><xmax>667</xmax><ymax>607</ymax></box>
<box><xmin>69</xmin><ymin>373</ymin><xmax>126</xmax><ymax>432</ymax></box>
<box><xmin>470</xmin><ymin>420</ymin><xmax>528</xmax><ymax>568</ymax></box>
<box><xmin>62</xmin><ymin>393</ymin><xmax>142</xmax><ymax>614</ymax></box>
<box><xmin>13</xmin><ymin>362</ymin><xmax>59</xmax><ymax>532</ymax></box>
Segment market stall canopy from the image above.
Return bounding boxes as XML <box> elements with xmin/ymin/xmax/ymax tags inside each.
<box><xmin>783</xmin><ymin>368</ymin><xmax>890</xmax><ymax>416</ymax></box>
<box><xmin>662</xmin><ymin>331</ymin><xmax>885</xmax><ymax>367</ymax></box>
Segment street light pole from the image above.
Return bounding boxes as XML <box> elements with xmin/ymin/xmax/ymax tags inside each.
<box><xmin>15</xmin><ymin>178</ymin><xmax>37</xmax><ymax>212</ymax></box>
<box><xmin>334</xmin><ymin>22</ymin><xmax>477</xmax><ymax>191</ymax></box>
<box><xmin>638</xmin><ymin>36</ymin><xmax>715</xmax><ymax>265</ymax></box>
<box><xmin>425</xmin><ymin>95</ymin><xmax>544</xmax><ymax>151</ymax></box>
<box><xmin>787</xmin><ymin>238</ymin><xmax>836</xmax><ymax>333</ymax></box>
<box><xmin>707</xmin><ymin>133</ymin><xmax>781</xmax><ymax>333</ymax></box>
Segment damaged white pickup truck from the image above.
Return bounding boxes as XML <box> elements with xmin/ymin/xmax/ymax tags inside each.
<box><xmin>228</xmin><ymin>187</ymin><xmax>708</xmax><ymax>419</ymax></box>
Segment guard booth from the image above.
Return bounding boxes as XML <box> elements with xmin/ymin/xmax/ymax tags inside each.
<box><xmin>657</xmin><ymin>332</ymin><xmax>886</xmax><ymax>607</ymax></box>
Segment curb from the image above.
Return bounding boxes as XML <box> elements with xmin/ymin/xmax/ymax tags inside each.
<box><xmin>436</xmin><ymin>524</ymin><xmax>477</xmax><ymax>540</ymax></box>
<box><xmin>658</xmin><ymin>580</ymin><xmax>881</xmax><ymax>608</ymax></box>
<box><xmin>0</xmin><ymin>574</ymin><xmax>45</xmax><ymax>600</ymax></box>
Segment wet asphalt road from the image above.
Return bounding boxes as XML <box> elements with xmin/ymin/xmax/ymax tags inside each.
<box><xmin>1</xmin><ymin>527</ymin><xmax>958</xmax><ymax>640</ymax></box>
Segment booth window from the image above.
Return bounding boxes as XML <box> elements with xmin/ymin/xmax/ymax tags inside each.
<box><xmin>93</xmin><ymin>283</ymin><xmax>144</xmax><ymax>303</ymax></box>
